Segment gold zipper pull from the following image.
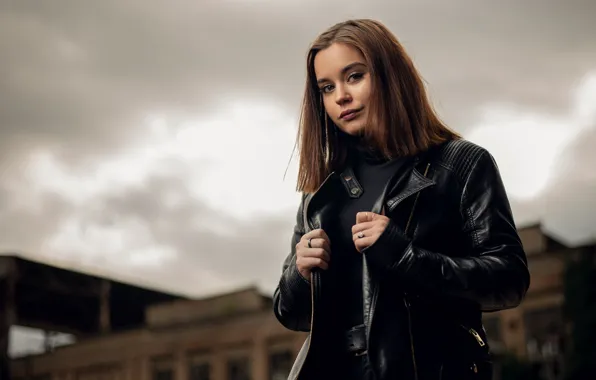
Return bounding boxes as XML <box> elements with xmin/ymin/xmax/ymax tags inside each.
<box><xmin>468</xmin><ymin>328</ymin><xmax>486</xmax><ymax>347</ymax></box>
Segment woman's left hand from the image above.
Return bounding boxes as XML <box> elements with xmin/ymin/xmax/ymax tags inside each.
<box><xmin>352</xmin><ymin>211</ymin><xmax>390</xmax><ymax>253</ymax></box>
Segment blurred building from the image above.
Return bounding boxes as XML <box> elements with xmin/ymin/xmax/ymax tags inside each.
<box><xmin>2</xmin><ymin>224</ymin><xmax>592</xmax><ymax>380</ymax></box>
<box><xmin>482</xmin><ymin>224</ymin><xmax>595</xmax><ymax>379</ymax></box>
<box><xmin>1</xmin><ymin>255</ymin><xmax>302</xmax><ymax>380</ymax></box>
<box><xmin>8</xmin><ymin>285</ymin><xmax>301</xmax><ymax>380</ymax></box>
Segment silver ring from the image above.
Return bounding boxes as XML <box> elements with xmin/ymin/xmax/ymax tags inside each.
<box><xmin>307</xmin><ymin>238</ymin><xmax>312</xmax><ymax>248</ymax></box>
<box><xmin>357</xmin><ymin>232</ymin><xmax>364</xmax><ymax>239</ymax></box>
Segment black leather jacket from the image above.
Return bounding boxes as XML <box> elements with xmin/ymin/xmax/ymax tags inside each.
<box><xmin>273</xmin><ymin>139</ymin><xmax>530</xmax><ymax>380</ymax></box>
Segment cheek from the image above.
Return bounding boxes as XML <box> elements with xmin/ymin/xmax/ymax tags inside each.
<box><xmin>359</xmin><ymin>85</ymin><xmax>372</xmax><ymax>105</ymax></box>
<box><xmin>354</xmin><ymin>78</ymin><xmax>372</xmax><ymax>104</ymax></box>
<box><xmin>323</xmin><ymin>98</ymin><xmax>337</xmax><ymax>117</ymax></box>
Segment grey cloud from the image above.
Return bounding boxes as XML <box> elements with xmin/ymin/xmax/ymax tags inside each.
<box><xmin>35</xmin><ymin>171</ymin><xmax>297</xmax><ymax>296</ymax></box>
<box><xmin>0</xmin><ymin>183</ymin><xmax>71</xmax><ymax>254</ymax></box>
<box><xmin>2</xmin><ymin>0</ymin><xmax>596</xmax><ymax>158</ymax></box>
<box><xmin>541</xmin><ymin>125</ymin><xmax>596</xmax><ymax>245</ymax></box>
<box><xmin>505</xmin><ymin>122</ymin><xmax>596</xmax><ymax>246</ymax></box>
<box><xmin>0</xmin><ymin>165</ymin><xmax>296</xmax><ymax>296</ymax></box>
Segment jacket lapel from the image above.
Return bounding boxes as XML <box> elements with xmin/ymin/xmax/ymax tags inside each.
<box><xmin>303</xmin><ymin>171</ymin><xmax>341</xmax><ymax>231</ymax></box>
<box><xmin>385</xmin><ymin>158</ymin><xmax>436</xmax><ymax>212</ymax></box>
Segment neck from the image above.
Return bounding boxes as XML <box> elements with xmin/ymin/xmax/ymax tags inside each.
<box><xmin>339</xmin><ymin>130</ymin><xmax>386</xmax><ymax>164</ymax></box>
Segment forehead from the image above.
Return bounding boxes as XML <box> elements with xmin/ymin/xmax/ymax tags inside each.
<box><xmin>314</xmin><ymin>43</ymin><xmax>366</xmax><ymax>79</ymax></box>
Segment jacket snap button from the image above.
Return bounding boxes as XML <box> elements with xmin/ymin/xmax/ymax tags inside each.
<box><xmin>351</xmin><ymin>188</ymin><xmax>359</xmax><ymax>195</ymax></box>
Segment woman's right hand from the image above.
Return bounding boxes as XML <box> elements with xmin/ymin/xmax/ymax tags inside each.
<box><xmin>296</xmin><ymin>229</ymin><xmax>332</xmax><ymax>281</ymax></box>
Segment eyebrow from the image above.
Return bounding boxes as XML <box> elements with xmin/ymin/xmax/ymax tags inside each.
<box><xmin>316</xmin><ymin>62</ymin><xmax>367</xmax><ymax>85</ymax></box>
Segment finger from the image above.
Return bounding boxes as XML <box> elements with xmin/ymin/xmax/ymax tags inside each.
<box><xmin>352</xmin><ymin>227</ymin><xmax>368</xmax><ymax>241</ymax></box>
<box><xmin>298</xmin><ymin>256</ymin><xmax>329</xmax><ymax>271</ymax></box>
<box><xmin>351</xmin><ymin>221</ymin><xmax>376</xmax><ymax>235</ymax></box>
<box><xmin>308</xmin><ymin>237</ymin><xmax>331</xmax><ymax>253</ymax></box>
<box><xmin>356</xmin><ymin>211</ymin><xmax>380</xmax><ymax>224</ymax></box>
<box><xmin>356</xmin><ymin>211</ymin><xmax>387</xmax><ymax>224</ymax></box>
<box><xmin>352</xmin><ymin>229</ymin><xmax>376</xmax><ymax>244</ymax></box>
<box><xmin>301</xmin><ymin>247</ymin><xmax>331</xmax><ymax>262</ymax></box>
<box><xmin>354</xmin><ymin>236</ymin><xmax>376</xmax><ymax>252</ymax></box>
<box><xmin>303</xmin><ymin>236</ymin><xmax>331</xmax><ymax>254</ymax></box>
<box><xmin>304</xmin><ymin>229</ymin><xmax>331</xmax><ymax>245</ymax></box>
<box><xmin>360</xmin><ymin>212</ymin><xmax>386</xmax><ymax>223</ymax></box>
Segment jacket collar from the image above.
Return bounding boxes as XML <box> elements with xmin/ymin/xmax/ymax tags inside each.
<box><xmin>304</xmin><ymin>155</ymin><xmax>436</xmax><ymax>230</ymax></box>
<box><xmin>385</xmin><ymin>156</ymin><xmax>435</xmax><ymax>212</ymax></box>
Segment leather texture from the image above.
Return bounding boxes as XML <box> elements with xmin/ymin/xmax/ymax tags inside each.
<box><xmin>344</xmin><ymin>324</ymin><xmax>368</xmax><ymax>354</ymax></box>
<box><xmin>273</xmin><ymin>139</ymin><xmax>530</xmax><ymax>380</ymax></box>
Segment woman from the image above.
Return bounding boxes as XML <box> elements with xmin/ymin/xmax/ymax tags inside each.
<box><xmin>273</xmin><ymin>19</ymin><xmax>530</xmax><ymax>380</ymax></box>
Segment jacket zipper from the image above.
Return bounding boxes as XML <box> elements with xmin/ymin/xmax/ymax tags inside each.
<box><xmin>461</xmin><ymin>325</ymin><xmax>483</xmax><ymax>376</ymax></box>
<box><xmin>460</xmin><ymin>325</ymin><xmax>486</xmax><ymax>347</ymax></box>
<box><xmin>404</xmin><ymin>296</ymin><xmax>419</xmax><ymax>380</ymax></box>
<box><xmin>402</xmin><ymin>162</ymin><xmax>430</xmax><ymax>380</ymax></box>
<box><xmin>366</xmin><ymin>162</ymin><xmax>431</xmax><ymax>371</ymax></box>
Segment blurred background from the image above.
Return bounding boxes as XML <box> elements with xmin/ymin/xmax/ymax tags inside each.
<box><xmin>0</xmin><ymin>0</ymin><xmax>595</xmax><ymax>379</ymax></box>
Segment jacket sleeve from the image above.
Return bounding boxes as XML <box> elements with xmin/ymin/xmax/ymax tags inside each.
<box><xmin>272</xmin><ymin>194</ymin><xmax>312</xmax><ymax>331</ymax></box>
<box><xmin>363</xmin><ymin>150</ymin><xmax>530</xmax><ymax>311</ymax></box>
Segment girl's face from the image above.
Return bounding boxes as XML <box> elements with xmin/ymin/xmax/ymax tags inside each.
<box><xmin>314</xmin><ymin>43</ymin><xmax>372</xmax><ymax>136</ymax></box>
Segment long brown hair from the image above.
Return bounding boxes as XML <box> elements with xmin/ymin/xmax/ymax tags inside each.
<box><xmin>296</xmin><ymin>19</ymin><xmax>461</xmax><ymax>193</ymax></box>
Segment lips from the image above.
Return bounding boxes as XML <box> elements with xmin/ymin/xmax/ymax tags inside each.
<box><xmin>339</xmin><ymin>108</ymin><xmax>362</xmax><ymax>119</ymax></box>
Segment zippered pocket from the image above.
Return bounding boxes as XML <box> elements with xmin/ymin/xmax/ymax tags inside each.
<box><xmin>440</xmin><ymin>325</ymin><xmax>492</xmax><ymax>379</ymax></box>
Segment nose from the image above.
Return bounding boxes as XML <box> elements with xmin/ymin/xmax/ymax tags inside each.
<box><xmin>335</xmin><ymin>85</ymin><xmax>352</xmax><ymax>105</ymax></box>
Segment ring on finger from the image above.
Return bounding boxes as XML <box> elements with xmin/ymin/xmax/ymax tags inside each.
<box><xmin>308</xmin><ymin>238</ymin><xmax>313</xmax><ymax>248</ymax></box>
<box><xmin>357</xmin><ymin>231</ymin><xmax>364</xmax><ymax>239</ymax></box>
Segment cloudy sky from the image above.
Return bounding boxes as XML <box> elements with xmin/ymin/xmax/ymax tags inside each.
<box><xmin>1</xmin><ymin>0</ymin><xmax>595</xmax><ymax>307</ymax></box>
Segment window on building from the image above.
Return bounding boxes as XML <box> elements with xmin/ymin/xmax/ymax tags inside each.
<box><xmin>524</xmin><ymin>306</ymin><xmax>564</xmax><ymax>345</ymax></box>
<box><xmin>188</xmin><ymin>352</ymin><xmax>211</xmax><ymax>380</ymax></box>
<box><xmin>189</xmin><ymin>362</ymin><xmax>210</xmax><ymax>380</ymax></box>
<box><xmin>152</xmin><ymin>356</ymin><xmax>175</xmax><ymax>380</ymax></box>
<box><xmin>74</xmin><ymin>365</ymin><xmax>123</xmax><ymax>380</ymax></box>
<box><xmin>523</xmin><ymin>305</ymin><xmax>565</xmax><ymax>379</ymax></box>
<box><xmin>269</xmin><ymin>349</ymin><xmax>293</xmax><ymax>380</ymax></box>
<box><xmin>227</xmin><ymin>356</ymin><xmax>251</xmax><ymax>380</ymax></box>
<box><xmin>153</xmin><ymin>369</ymin><xmax>174</xmax><ymax>380</ymax></box>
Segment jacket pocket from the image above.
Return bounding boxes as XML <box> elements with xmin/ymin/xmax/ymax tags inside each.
<box><xmin>439</xmin><ymin>323</ymin><xmax>493</xmax><ymax>380</ymax></box>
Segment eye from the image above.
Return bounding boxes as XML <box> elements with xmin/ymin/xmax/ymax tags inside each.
<box><xmin>319</xmin><ymin>84</ymin><xmax>334</xmax><ymax>94</ymax></box>
<box><xmin>348</xmin><ymin>72</ymin><xmax>364</xmax><ymax>82</ymax></box>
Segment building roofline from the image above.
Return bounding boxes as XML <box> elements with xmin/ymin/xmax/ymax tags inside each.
<box><xmin>0</xmin><ymin>252</ymin><xmax>187</xmax><ymax>298</ymax></box>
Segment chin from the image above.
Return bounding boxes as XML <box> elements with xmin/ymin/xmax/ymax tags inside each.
<box><xmin>338</xmin><ymin>123</ymin><xmax>365</xmax><ymax>136</ymax></box>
